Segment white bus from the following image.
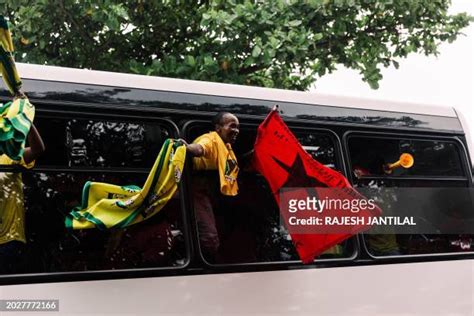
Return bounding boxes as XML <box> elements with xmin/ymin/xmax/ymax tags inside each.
<box><xmin>0</xmin><ymin>63</ymin><xmax>473</xmax><ymax>315</ymax></box>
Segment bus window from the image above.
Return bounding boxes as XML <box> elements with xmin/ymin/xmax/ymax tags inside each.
<box><xmin>348</xmin><ymin>135</ymin><xmax>472</xmax><ymax>257</ymax></box>
<box><xmin>187</xmin><ymin>123</ymin><xmax>354</xmax><ymax>264</ymax></box>
<box><xmin>349</xmin><ymin>136</ymin><xmax>464</xmax><ymax>177</ymax></box>
<box><xmin>28</xmin><ymin>118</ymin><xmax>169</xmax><ymax>168</ymax></box>
<box><xmin>0</xmin><ymin>116</ymin><xmax>186</xmax><ymax>276</ymax></box>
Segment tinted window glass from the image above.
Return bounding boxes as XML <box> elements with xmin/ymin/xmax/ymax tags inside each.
<box><xmin>21</xmin><ymin>117</ymin><xmax>171</xmax><ymax>168</ymax></box>
<box><xmin>349</xmin><ymin>137</ymin><xmax>464</xmax><ymax>177</ymax></box>
<box><xmin>295</xmin><ymin>132</ymin><xmax>339</xmax><ymax>171</ymax></box>
<box><xmin>24</xmin><ymin>172</ymin><xmax>185</xmax><ymax>272</ymax></box>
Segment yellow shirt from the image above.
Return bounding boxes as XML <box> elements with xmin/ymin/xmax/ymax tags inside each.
<box><xmin>0</xmin><ymin>154</ymin><xmax>34</xmax><ymax>244</ymax></box>
<box><xmin>193</xmin><ymin>131</ymin><xmax>239</xmax><ymax>196</ymax></box>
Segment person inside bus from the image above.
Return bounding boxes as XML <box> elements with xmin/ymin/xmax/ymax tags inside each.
<box><xmin>183</xmin><ymin>112</ymin><xmax>240</xmax><ymax>262</ymax></box>
<box><xmin>352</xmin><ymin>165</ymin><xmax>401</xmax><ymax>256</ymax></box>
<box><xmin>0</xmin><ymin>121</ymin><xmax>45</xmax><ymax>274</ymax></box>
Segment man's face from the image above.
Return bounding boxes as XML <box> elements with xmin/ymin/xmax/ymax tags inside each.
<box><xmin>216</xmin><ymin>113</ymin><xmax>240</xmax><ymax>144</ymax></box>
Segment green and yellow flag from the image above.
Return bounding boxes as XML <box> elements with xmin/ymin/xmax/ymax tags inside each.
<box><xmin>0</xmin><ymin>15</ymin><xmax>32</xmax><ymax>161</ymax></box>
<box><xmin>0</xmin><ymin>15</ymin><xmax>22</xmax><ymax>96</ymax></box>
<box><xmin>65</xmin><ymin>139</ymin><xmax>186</xmax><ymax>230</ymax></box>
<box><xmin>0</xmin><ymin>98</ymin><xmax>35</xmax><ymax>160</ymax></box>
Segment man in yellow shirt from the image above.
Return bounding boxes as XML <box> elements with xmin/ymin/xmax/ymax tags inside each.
<box><xmin>185</xmin><ymin>112</ymin><xmax>240</xmax><ymax>261</ymax></box>
<box><xmin>0</xmin><ymin>123</ymin><xmax>45</xmax><ymax>274</ymax></box>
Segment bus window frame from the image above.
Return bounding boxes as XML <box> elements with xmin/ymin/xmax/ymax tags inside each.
<box><xmin>182</xmin><ymin>119</ymin><xmax>360</xmax><ymax>269</ymax></box>
<box><xmin>0</xmin><ymin>107</ymin><xmax>194</xmax><ymax>285</ymax></box>
<box><xmin>342</xmin><ymin>130</ymin><xmax>474</xmax><ymax>260</ymax></box>
<box><xmin>342</xmin><ymin>131</ymin><xmax>472</xmax><ymax>183</ymax></box>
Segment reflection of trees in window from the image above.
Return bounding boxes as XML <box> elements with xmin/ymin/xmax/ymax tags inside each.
<box><xmin>296</xmin><ymin>133</ymin><xmax>336</xmax><ymax>170</ymax></box>
<box><xmin>61</xmin><ymin>118</ymin><xmax>169</xmax><ymax>168</ymax></box>
<box><xmin>66</xmin><ymin>120</ymin><xmax>148</xmax><ymax>167</ymax></box>
<box><xmin>296</xmin><ymin>114</ymin><xmax>425</xmax><ymax>129</ymax></box>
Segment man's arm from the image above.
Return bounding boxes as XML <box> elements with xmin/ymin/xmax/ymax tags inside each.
<box><xmin>23</xmin><ymin>123</ymin><xmax>45</xmax><ymax>164</ymax></box>
<box><xmin>178</xmin><ymin>138</ymin><xmax>204</xmax><ymax>157</ymax></box>
<box><xmin>186</xmin><ymin>144</ymin><xmax>204</xmax><ymax>157</ymax></box>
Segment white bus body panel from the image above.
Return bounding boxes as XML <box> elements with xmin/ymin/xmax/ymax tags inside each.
<box><xmin>1</xmin><ymin>260</ymin><xmax>472</xmax><ymax>315</ymax></box>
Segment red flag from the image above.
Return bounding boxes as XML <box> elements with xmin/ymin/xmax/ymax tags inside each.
<box><xmin>253</xmin><ymin>110</ymin><xmax>381</xmax><ymax>263</ymax></box>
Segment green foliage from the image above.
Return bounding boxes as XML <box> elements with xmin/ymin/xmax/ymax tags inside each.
<box><xmin>3</xmin><ymin>0</ymin><xmax>473</xmax><ymax>90</ymax></box>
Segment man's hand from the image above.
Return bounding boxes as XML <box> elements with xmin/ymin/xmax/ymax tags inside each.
<box><xmin>177</xmin><ymin>138</ymin><xmax>189</xmax><ymax>146</ymax></box>
<box><xmin>13</xmin><ymin>90</ymin><xmax>27</xmax><ymax>100</ymax></box>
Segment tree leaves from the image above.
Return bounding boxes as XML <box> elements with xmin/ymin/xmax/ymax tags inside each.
<box><xmin>2</xmin><ymin>0</ymin><xmax>472</xmax><ymax>90</ymax></box>
<box><xmin>252</xmin><ymin>45</ymin><xmax>262</xmax><ymax>58</ymax></box>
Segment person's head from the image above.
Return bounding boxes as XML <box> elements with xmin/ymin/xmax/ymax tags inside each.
<box><xmin>212</xmin><ymin>112</ymin><xmax>239</xmax><ymax>144</ymax></box>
